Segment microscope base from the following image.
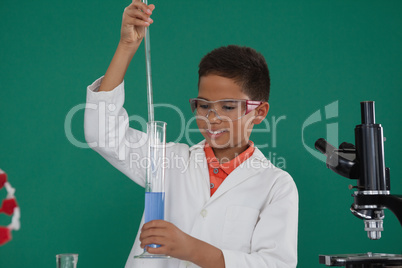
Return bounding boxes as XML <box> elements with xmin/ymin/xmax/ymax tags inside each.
<box><xmin>319</xmin><ymin>253</ymin><xmax>402</xmax><ymax>267</ymax></box>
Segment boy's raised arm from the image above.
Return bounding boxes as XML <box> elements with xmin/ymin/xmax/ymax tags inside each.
<box><xmin>99</xmin><ymin>0</ymin><xmax>155</xmax><ymax>92</ymax></box>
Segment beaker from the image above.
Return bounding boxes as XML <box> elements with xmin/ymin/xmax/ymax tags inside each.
<box><xmin>135</xmin><ymin>121</ymin><xmax>170</xmax><ymax>259</ymax></box>
<box><xmin>56</xmin><ymin>254</ymin><xmax>78</xmax><ymax>268</ymax></box>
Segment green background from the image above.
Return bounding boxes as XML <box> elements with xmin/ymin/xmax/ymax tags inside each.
<box><xmin>1</xmin><ymin>0</ymin><xmax>401</xmax><ymax>267</ymax></box>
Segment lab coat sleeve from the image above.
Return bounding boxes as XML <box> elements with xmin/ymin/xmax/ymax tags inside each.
<box><xmin>84</xmin><ymin>76</ymin><xmax>148</xmax><ymax>187</ymax></box>
<box><xmin>221</xmin><ymin>174</ymin><xmax>299</xmax><ymax>268</ymax></box>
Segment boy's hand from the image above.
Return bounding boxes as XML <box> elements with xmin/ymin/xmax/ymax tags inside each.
<box><xmin>139</xmin><ymin>220</ymin><xmax>225</xmax><ymax>268</ymax></box>
<box><xmin>120</xmin><ymin>0</ymin><xmax>155</xmax><ymax>47</ymax></box>
<box><xmin>98</xmin><ymin>0</ymin><xmax>155</xmax><ymax>91</ymax></box>
<box><xmin>139</xmin><ymin>220</ymin><xmax>195</xmax><ymax>260</ymax></box>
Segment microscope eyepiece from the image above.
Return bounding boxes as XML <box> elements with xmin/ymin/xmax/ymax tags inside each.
<box><xmin>361</xmin><ymin>101</ymin><xmax>376</xmax><ymax>124</ymax></box>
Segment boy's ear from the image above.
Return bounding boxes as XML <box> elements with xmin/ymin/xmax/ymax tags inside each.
<box><xmin>252</xmin><ymin>102</ymin><xmax>269</xmax><ymax>125</ymax></box>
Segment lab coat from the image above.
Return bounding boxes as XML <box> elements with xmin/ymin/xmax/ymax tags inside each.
<box><xmin>84</xmin><ymin>77</ymin><xmax>299</xmax><ymax>268</ymax></box>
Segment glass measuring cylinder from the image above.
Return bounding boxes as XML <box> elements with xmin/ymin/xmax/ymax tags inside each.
<box><xmin>56</xmin><ymin>254</ymin><xmax>78</xmax><ymax>268</ymax></box>
<box><xmin>135</xmin><ymin>121</ymin><xmax>170</xmax><ymax>259</ymax></box>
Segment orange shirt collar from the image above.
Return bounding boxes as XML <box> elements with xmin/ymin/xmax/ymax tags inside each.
<box><xmin>204</xmin><ymin>141</ymin><xmax>255</xmax><ymax>175</ymax></box>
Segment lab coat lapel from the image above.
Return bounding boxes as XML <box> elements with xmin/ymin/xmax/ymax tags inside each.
<box><xmin>189</xmin><ymin>142</ymin><xmax>270</xmax><ymax>205</ymax></box>
<box><xmin>189</xmin><ymin>141</ymin><xmax>210</xmax><ymax>201</ymax></box>
<box><xmin>207</xmin><ymin>147</ymin><xmax>268</xmax><ymax>204</ymax></box>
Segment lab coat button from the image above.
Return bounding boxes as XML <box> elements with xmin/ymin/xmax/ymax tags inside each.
<box><xmin>200</xmin><ymin>209</ymin><xmax>207</xmax><ymax>218</ymax></box>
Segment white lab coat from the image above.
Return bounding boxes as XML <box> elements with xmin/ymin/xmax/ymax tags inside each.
<box><xmin>84</xmin><ymin>77</ymin><xmax>299</xmax><ymax>268</ymax></box>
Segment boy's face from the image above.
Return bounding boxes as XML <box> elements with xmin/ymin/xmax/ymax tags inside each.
<box><xmin>196</xmin><ymin>74</ymin><xmax>268</xmax><ymax>149</ymax></box>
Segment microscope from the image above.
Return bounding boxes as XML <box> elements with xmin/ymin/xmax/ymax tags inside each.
<box><xmin>315</xmin><ymin>101</ymin><xmax>402</xmax><ymax>267</ymax></box>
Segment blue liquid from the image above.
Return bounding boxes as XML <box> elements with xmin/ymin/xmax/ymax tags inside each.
<box><xmin>144</xmin><ymin>192</ymin><xmax>165</xmax><ymax>249</ymax></box>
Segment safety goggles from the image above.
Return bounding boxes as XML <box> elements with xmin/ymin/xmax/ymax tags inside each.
<box><xmin>189</xmin><ymin>98</ymin><xmax>263</xmax><ymax>121</ymax></box>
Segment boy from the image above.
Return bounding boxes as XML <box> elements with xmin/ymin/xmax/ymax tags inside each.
<box><xmin>84</xmin><ymin>1</ymin><xmax>298</xmax><ymax>267</ymax></box>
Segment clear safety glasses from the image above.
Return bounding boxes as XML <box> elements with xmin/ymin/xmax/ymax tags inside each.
<box><xmin>189</xmin><ymin>98</ymin><xmax>263</xmax><ymax>121</ymax></box>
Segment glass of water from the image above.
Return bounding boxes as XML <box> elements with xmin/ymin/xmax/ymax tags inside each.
<box><xmin>56</xmin><ymin>254</ymin><xmax>78</xmax><ymax>268</ymax></box>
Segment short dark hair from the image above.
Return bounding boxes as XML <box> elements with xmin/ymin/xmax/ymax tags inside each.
<box><xmin>198</xmin><ymin>45</ymin><xmax>270</xmax><ymax>102</ymax></box>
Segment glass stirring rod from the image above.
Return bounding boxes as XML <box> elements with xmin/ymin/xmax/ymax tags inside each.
<box><xmin>143</xmin><ymin>0</ymin><xmax>154</xmax><ymax>123</ymax></box>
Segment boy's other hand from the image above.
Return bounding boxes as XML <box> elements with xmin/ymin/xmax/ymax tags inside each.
<box><xmin>120</xmin><ymin>0</ymin><xmax>155</xmax><ymax>48</ymax></box>
<box><xmin>97</xmin><ymin>0</ymin><xmax>155</xmax><ymax>92</ymax></box>
<box><xmin>139</xmin><ymin>220</ymin><xmax>196</xmax><ymax>260</ymax></box>
<box><xmin>139</xmin><ymin>220</ymin><xmax>225</xmax><ymax>268</ymax></box>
